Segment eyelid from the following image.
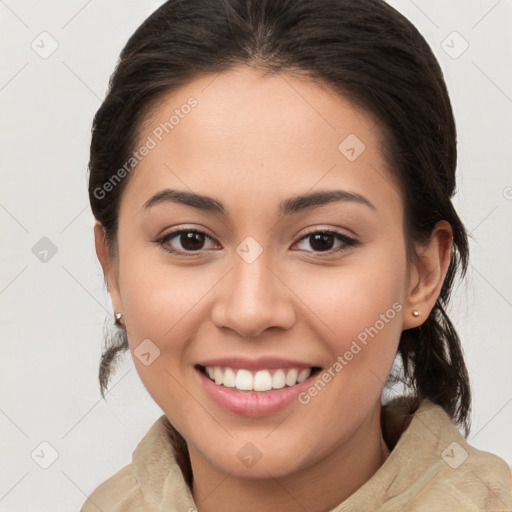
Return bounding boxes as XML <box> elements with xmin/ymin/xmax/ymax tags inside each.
<box><xmin>156</xmin><ymin>223</ymin><xmax>215</xmax><ymax>239</ymax></box>
<box><xmin>297</xmin><ymin>225</ymin><xmax>358</xmax><ymax>240</ymax></box>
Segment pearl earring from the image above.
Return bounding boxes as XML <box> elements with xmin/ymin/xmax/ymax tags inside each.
<box><xmin>412</xmin><ymin>310</ymin><xmax>420</xmax><ymax>317</ymax></box>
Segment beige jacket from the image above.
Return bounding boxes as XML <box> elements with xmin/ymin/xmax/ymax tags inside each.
<box><xmin>81</xmin><ymin>399</ymin><xmax>512</xmax><ymax>511</ymax></box>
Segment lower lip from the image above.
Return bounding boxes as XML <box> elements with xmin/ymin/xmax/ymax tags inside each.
<box><xmin>196</xmin><ymin>368</ymin><xmax>317</xmax><ymax>417</ymax></box>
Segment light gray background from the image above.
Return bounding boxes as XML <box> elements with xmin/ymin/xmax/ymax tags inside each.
<box><xmin>1</xmin><ymin>1</ymin><xmax>511</xmax><ymax>510</ymax></box>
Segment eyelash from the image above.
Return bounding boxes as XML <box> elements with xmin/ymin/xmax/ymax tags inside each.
<box><xmin>155</xmin><ymin>227</ymin><xmax>359</xmax><ymax>257</ymax></box>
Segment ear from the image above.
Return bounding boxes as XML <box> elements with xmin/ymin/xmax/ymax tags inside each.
<box><xmin>403</xmin><ymin>220</ymin><xmax>453</xmax><ymax>329</ymax></box>
<box><xmin>94</xmin><ymin>221</ymin><xmax>122</xmax><ymax>314</ymax></box>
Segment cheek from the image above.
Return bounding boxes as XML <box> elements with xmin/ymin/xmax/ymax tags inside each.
<box><xmin>297</xmin><ymin>250</ymin><xmax>406</xmax><ymax>349</ymax></box>
<box><xmin>293</xmin><ymin>268</ymin><xmax>405</xmax><ymax>438</ymax></box>
<box><xmin>293</xmin><ymin>245</ymin><xmax>407</xmax><ymax>403</ymax></box>
<box><xmin>119</xmin><ymin>247</ymin><xmax>215</xmax><ymax>340</ymax></box>
<box><xmin>116</xmin><ymin>251</ymin><xmax>216</xmax><ymax>398</ymax></box>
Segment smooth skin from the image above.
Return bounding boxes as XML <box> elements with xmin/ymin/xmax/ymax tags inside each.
<box><xmin>95</xmin><ymin>66</ymin><xmax>453</xmax><ymax>512</ymax></box>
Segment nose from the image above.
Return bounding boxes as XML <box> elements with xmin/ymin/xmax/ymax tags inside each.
<box><xmin>210</xmin><ymin>251</ymin><xmax>296</xmax><ymax>338</ymax></box>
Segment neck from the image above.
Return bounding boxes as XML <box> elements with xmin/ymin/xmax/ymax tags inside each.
<box><xmin>189</xmin><ymin>402</ymin><xmax>390</xmax><ymax>512</ymax></box>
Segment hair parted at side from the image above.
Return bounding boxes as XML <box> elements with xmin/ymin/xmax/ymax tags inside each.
<box><xmin>89</xmin><ymin>0</ymin><xmax>471</xmax><ymax>436</ymax></box>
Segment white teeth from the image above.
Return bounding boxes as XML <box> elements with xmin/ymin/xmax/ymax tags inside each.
<box><xmin>297</xmin><ymin>368</ymin><xmax>312</xmax><ymax>383</ymax></box>
<box><xmin>214</xmin><ymin>367</ymin><xmax>223</xmax><ymax>385</ymax></box>
<box><xmin>203</xmin><ymin>366</ymin><xmax>314</xmax><ymax>391</ymax></box>
<box><xmin>235</xmin><ymin>369</ymin><xmax>253</xmax><ymax>390</ymax></box>
<box><xmin>223</xmin><ymin>367</ymin><xmax>236</xmax><ymax>387</ymax></box>
<box><xmin>285</xmin><ymin>368</ymin><xmax>298</xmax><ymax>386</ymax></box>
<box><xmin>272</xmin><ymin>369</ymin><xmax>286</xmax><ymax>389</ymax></box>
<box><xmin>253</xmin><ymin>370</ymin><xmax>272</xmax><ymax>391</ymax></box>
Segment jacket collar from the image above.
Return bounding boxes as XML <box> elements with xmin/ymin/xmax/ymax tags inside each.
<box><xmin>130</xmin><ymin>398</ymin><xmax>478</xmax><ymax>510</ymax></box>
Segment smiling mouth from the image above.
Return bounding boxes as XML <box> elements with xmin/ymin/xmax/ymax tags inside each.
<box><xmin>196</xmin><ymin>365</ymin><xmax>322</xmax><ymax>392</ymax></box>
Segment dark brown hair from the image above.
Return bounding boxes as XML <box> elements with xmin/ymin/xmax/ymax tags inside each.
<box><xmin>89</xmin><ymin>0</ymin><xmax>471</xmax><ymax>437</ymax></box>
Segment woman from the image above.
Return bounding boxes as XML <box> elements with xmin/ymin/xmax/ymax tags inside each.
<box><xmin>82</xmin><ymin>0</ymin><xmax>512</xmax><ymax>510</ymax></box>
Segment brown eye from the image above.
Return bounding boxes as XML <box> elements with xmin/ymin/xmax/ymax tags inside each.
<box><xmin>308</xmin><ymin>232</ymin><xmax>336</xmax><ymax>252</ymax></box>
<box><xmin>157</xmin><ymin>229</ymin><xmax>219</xmax><ymax>254</ymax></box>
<box><xmin>179</xmin><ymin>231</ymin><xmax>207</xmax><ymax>251</ymax></box>
<box><xmin>294</xmin><ymin>230</ymin><xmax>358</xmax><ymax>254</ymax></box>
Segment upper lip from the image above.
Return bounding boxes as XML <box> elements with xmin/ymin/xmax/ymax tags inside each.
<box><xmin>196</xmin><ymin>356</ymin><xmax>320</xmax><ymax>371</ymax></box>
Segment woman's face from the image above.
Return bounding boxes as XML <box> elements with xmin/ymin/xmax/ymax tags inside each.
<box><xmin>100</xmin><ymin>66</ymin><xmax>420</xmax><ymax>478</ymax></box>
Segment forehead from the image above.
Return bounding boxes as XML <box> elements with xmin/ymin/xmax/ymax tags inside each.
<box><xmin>121</xmin><ymin>66</ymin><xmax>402</xmax><ymax>219</ymax></box>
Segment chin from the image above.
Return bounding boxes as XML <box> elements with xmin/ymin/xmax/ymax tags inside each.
<box><xmin>195</xmin><ymin>435</ymin><xmax>315</xmax><ymax>480</ymax></box>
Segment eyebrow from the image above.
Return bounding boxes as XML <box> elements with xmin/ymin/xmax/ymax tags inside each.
<box><xmin>141</xmin><ymin>188</ymin><xmax>376</xmax><ymax>216</ymax></box>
